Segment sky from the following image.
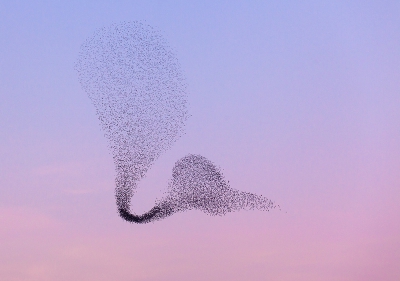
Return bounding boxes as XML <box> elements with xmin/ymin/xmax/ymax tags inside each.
<box><xmin>1</xmin><ymin>1</ymin><xmax>400</xmax><ymax>280</ymax></box>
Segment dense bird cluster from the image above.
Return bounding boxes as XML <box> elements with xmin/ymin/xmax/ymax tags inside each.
<box><xmin>75</xmin><ymin>22</ymin><xmax>277</xmax><ymax>223</ymax></box>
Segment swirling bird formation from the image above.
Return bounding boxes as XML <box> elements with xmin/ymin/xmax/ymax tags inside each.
<box><xmin>75</xmin><ymin>22</ymin><xmax>277</xmax><ymax>223</ymax></box>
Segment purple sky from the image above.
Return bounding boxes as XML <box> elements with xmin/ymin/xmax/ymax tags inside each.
<box><xmin>1</xmin><ymin>1</ymin><xmax>399</xmax><ymax>280</ymax></box>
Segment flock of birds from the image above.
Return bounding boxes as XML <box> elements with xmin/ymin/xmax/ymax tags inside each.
<box><xmin>75</xmin><ymin>21</ymin><xmax>278</xmax><ymax>223</ymax></box>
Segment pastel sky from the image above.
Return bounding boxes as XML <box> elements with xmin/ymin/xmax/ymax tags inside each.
<box><xmin>1</xmin><ymin>1</ymin><xmax>399</xmax><ymax>280</ymax></box>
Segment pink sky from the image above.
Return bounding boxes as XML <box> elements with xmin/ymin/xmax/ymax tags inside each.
<box><xmin>1</xmin><ymin>1</ymin><xmax>399</xmax><ymax>280</ymax></box>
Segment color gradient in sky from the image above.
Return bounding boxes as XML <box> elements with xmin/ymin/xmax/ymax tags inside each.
<box><xmin>1</xmin><ymin>1</ymin><xmax>399</xmax><ymax>280</ymax></box>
